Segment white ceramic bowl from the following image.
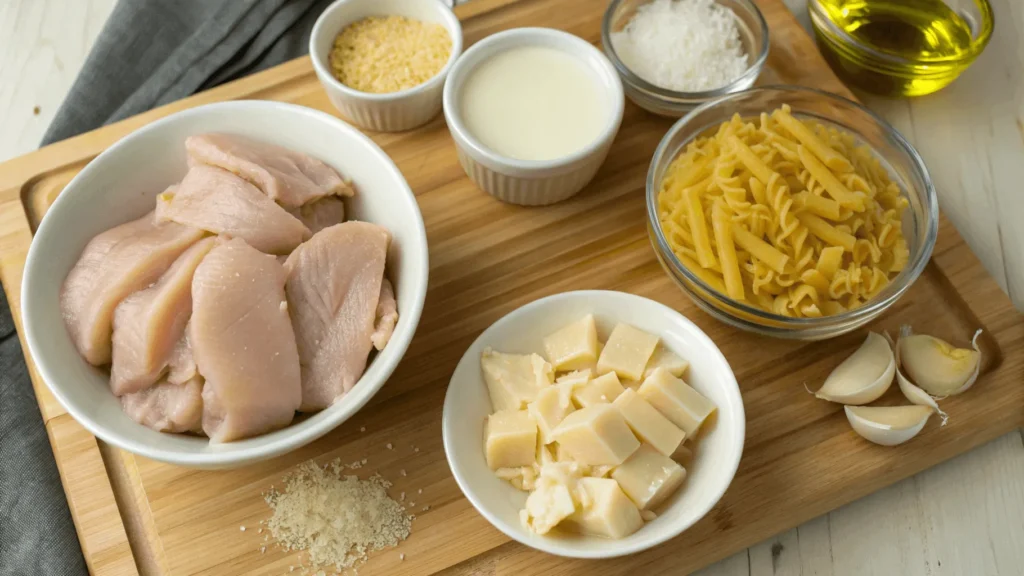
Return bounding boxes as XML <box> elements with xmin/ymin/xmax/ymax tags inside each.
<box><xmin>310</xmin><ymin>0</ymin><xmax>463</xmax><ymax>132</ymax></box>
<box><xmin>442</xmin><ymin>28</ymin><xmax>625</xmax><ymax>206</ymax></box>
<box><xmin>442</xmin><ymin>290</ymin><xmax>745</xmax><ymax>558</ymax></box>
<box><xmin>22</xmin><ymin>100</ymin><xmax>429</xmax><ymax>468</ymax></box>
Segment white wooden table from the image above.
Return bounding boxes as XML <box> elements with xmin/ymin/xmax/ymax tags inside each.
<box><xmin>2</xmin><ymin>0</ymin><xmax>1022</xmax><ymax>574</ymax></box>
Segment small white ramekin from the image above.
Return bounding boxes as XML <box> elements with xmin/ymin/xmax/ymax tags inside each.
<box><xmin>442</xmin><ymin>28</ymin><xmax>625</xmax><ymax>206</ymax></box>
<box><xmin>309</xmin><ymin>0</ymin><xmax>463</xmax><ymax>132</ymax></box>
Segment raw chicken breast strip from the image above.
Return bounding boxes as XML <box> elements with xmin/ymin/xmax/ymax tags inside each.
<box><xmin>191</xmin><ymin>238</ymin><xmax>301</xmax><ymax>442</ymax></box>
<box><xmin>166</xmin><ymin>329</ymin><xmax>197</xmax><ymax>385</ymax></box>
<box><xmin>371</xmin><ymin>278</ymin><xmax>398</xmax><ymax>351</ymax></box>
<box><xmin>186</xmin><ymin>133</ymin><xmax>353</xmax><ymax>208</ymax></box>
<box><xmin>110</xmin><ymin>237</ymin><xmax>217</xmax><ymax>395</ymax></box>
<box><xmin>61</xmin><ymin>212</ymin><xmax>204</xmax><ymax>366</ymax></box>
<box><xmin>156</xmin><ymin>164</ymin><xmax>311</xmax><ymax>255</ymax></box>
<box><xmin>121</xmin><ymin>375</ymin><xmax>204</xmax><ymax>434</ymax></box>
<box><xmin>284</xmin><ymin>222</ymin><xmax>390</xmax><ymax>411</ymax></box>
<box><xmin>287</xmin><ymin>196</ymin><xmax>346</xmax><ymax>235</ymax></box>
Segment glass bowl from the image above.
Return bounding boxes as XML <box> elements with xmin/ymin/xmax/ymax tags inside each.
<box><xmin>808</xmin><ymin>0</ymin><xmax>993</xmax><ymax>97</ymax></box>
<box><xmin>646</xmin><ymin>86</ymin><xmax>938</xmax><ymax>340</ymax></box>
<box><xmin>601</xmin><ymin>0</ymin><xmax>770</xmax><ymax>117</ymax></box>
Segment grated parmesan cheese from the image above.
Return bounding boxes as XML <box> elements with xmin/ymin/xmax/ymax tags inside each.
<box><xmin>330</xmin><ymin>15</ymin><xmax>451</xmax><ymax>94</ymax></box>
<box><xmin>264</xmin><ymin>460</ymin><xmax>411</xmax><ymax>572</ymax></box>
<box><xmin>610</xmin><ymin>0</ymin><xmax>749</xmax><ymax>92</ymax></box>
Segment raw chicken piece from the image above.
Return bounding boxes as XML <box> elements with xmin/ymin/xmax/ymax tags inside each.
<box><xmin>156</xmin><ymin>164</ymin><xmax>311</xmax><ymax>255</ymax></box>
<box><xmin>110</xmin><ymin>237</ymin><xmax>217</xmax><ymax>395</ymax></box>
<box><xmin>186</xmin><ymin>133</ymin><xmax>353</xmax><ymax>208</ymax></box>
<box><xmin>120</xmin><ymin>375</ymin><xmax>204</xmax><ymax>434</ymax></box>
<box><xmin>191</xmin><ymin>238</ymin><xmax>301</xmax><ymax>442</ymax></box>
<box><xmin>371</xmin><ymin>278</ymin><xmax>398</xmax><ymax>351</ymax></box>
<box><xmin>284</xmin><ymin>222</ymin><xmax>390</xmax><ymax>411</ymax></box>
<box><xmin>287</xmin><ymin>196</ymin><xmax>346</xmax><ymax>234</ymax></box>
<box><xmin>166</xmin><ymin>330</ymin><xmax>197</xmax><ymax>385</ymax></box>
<box><xmin>61</xmin><ymin>212</ymin><xmax>204</xmax><ymax>366</ymax></box>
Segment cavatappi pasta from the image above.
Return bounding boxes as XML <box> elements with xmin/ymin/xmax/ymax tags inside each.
<box><xmin>657</xmin><ymin>104</ymin><xmax>910</xmax><ymax>318</ymax></box>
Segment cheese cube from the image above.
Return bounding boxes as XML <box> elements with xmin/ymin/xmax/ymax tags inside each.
<box><xmin>538</xmin><ymin>460</ymin><xmax>587</xmax><ymax>485</ymax></box>
<box><xmin>570</xmin><ymin>341</ymin><xmax>604</xmax><ymax>373</ymax></box>
<box><xmin>597</xmin><ymin>324</ymin><xmax>659</xmax><ymax>381</ymax></box>
<box><xmin>522</xmin><ymin>477</ymin><xmax>577</xmax><ymax>535</ymax></box>
<box><xmin>567</xmin><ymin>477</ymin><xmax>644</xmax><ymax>539</ymax></box>
<box><xmin>520</xmin><ymin>461</ymin><xmax>588</xmax><ymax>535</ymax></box>
<box><xmin>612</xmin><ymin>444</ymin><xmax>687</xmax><ymax>510</ymax></box>
<box><xmin>553</xmin><ymin>441</ymin><xmax>572</xmax><ymax>463</ymax></box>
<box><xmin>485</xmin><ymin>410</ymin><xmax>537</xmax><ymax>470</ymax></box>
<box><xmin>638</xmin><ymin>368</ymin><xmax>716</xmax><ymax>437</ymax></box>
<box><xmin>672</xmin><ymin>443</ymin><xmax>694</xmax><ymax>467</ymax></box>
<box><xmin>642</xmin><ymin>345</ymin><xmax>690</xmax><ymax>380</ymax></box>
<box><xmin>528</xmin><ymin>384</ymin><xmax>576</xmax><ymax>444</ymax></box>
<box><xmin>612</xmin><ymin>388</ymin><xmax>685</xmax><ymax>456</ymax></box>
<box><xmin>573</xmin><ymin>372</ymin><xmax>626</xmax><ymax>408</ymax></box>
<box><xmin>543</xmin><ymin>315</ymin><xmax>599</xmax><ymax>371</ymax></box>
<box><xmin>481</xmin><ymin>348</ymin><xmax>553</xmax><ymax>411</ymax></box>
<box><xmin>588</xmin><ymin>465</ymin><xmax>614</xmax><ymax>478</ymax></box>
<box><xmin>495</xmin><ymin>466</ymin><xmax>538</xmax><ymax>491</ymax></box>
<box><xmin>555</xmin><ymin>369</ymin><xmax>592</xmax><ymax>388</ymax></box>
<box><xmin>537</xmin><ymin>439</ymin><xmax>557</xmax><ymax>466</ymax></box>
<box><xmin>551</xmin><ymin>404</ymin><xmax>640</xmax><ymax>466</ymax></box>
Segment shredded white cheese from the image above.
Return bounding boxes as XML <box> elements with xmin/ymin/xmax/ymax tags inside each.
<box><xmin>610</xmin><ymin>0</ymin><xmax>749</xmax><ymax>92</ymax></box>
<box><xmin>263</xmin><ymin>460</ymin><xmax>411</xmax><ymax>572</ymax></box>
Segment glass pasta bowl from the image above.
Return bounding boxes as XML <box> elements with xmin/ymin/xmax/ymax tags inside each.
<box><xmin>646</xmin><ymin>86</ymin><xmax>938</xmax><ymax>340</ymax></box>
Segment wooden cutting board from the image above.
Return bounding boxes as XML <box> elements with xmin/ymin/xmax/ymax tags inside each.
<box><xmin>0</xmin><ymin>0</ymin><xmax>1021</xmax><ymax>574</ymax></box>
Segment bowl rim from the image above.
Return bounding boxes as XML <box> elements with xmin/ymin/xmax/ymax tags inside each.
<box><xmin>308</xmin><ymin>0</ymin><xmax>464</xmax><ymax>103</ymax></box>
<box><xmin>441</xmin><ymin>289</ymin><xmax>745</xmax><ymax>558</ymax></box>
<box><xmin>22</xmin><ymin>100</ymin><xmax>430</xmax><ymax>467</ymax></box>
<box><xmin>806</xmin><ymin>0</ymin><xmax>994</xmax><ymax>68</ymax></box>
<box><xmin>645</xmin><ymin>85</ymin><xmax>939</xmax><ymax>332</ymax></box>
<box><xmin>441</xmin><ymin>27</ymin><xmax>626</xmax><ymax>175</ymax></box>
<box><xmin>600</xmin><ymin>0</ymin><xmax>771</xmax><ymax>100</ymax></box>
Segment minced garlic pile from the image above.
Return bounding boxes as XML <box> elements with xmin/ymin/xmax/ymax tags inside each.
<box><xmin>264</xmin><ymin>460</ymin><xmax>412</xmax><ymax>572</ymax></box>
<box><xmin>329</xmin><ymin>15</ymin><xmax>451</xmax><ymax>93</ymax></box>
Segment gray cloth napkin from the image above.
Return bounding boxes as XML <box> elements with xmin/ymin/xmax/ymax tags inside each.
<box><xmin>1</xmin><ymin>1</ymin><xmax>339</xmax><ymax>573</ymax></box>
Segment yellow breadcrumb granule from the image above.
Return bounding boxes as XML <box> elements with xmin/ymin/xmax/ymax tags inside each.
<box><xmin>329</xmin><ymin>15</ymin><xmax>451</xmax><ymax>94</ymax></box>
<box><xmin>264</xmin><ymin>460</ymin><xmax>412</xmax><ymax>572</ymax></box>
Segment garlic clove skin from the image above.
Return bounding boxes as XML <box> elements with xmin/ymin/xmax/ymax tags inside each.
<box><xmin>896</xmin><ymin>368</ymin><xmax>949</xmax><ymax>426</ymax></box>
<box><xmin>844</xmin><ymin>405</ymin><xmax>933</xmax><ymax>446</ymax></box>
<box><xmin>886</xmin><ymin>331</ymin><xmax>949</xmax><ymax>426</ymax></box>
<box><xmin>898</xmin><ymin>326</ymin><xmax>981</xmax><ymax>398</ymax></box>
<box><xmin>815</xmin><ymin>332</ymin><xmax>895</xmax><ymax>405</ymax></box>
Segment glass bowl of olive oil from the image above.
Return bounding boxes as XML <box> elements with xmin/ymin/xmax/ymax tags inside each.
<box><xmin>808</xmin><ymin>0</ymin><xmax>993</xmax><ymax>97</ymax></box>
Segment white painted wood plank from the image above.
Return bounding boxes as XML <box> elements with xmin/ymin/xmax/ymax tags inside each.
<box><xmin>0</xmin><ymin>0</ymin><xmax>117</xmax><ymax>162</ymax></box>
<box><xmin>749</xmin><ymin>528</ymin><xmax>803</xmax><ymax>576</ymax></box>
<box><xmin>827</xmin><ymin>473</ymin><xmax>934</xmax><ymax>576</ymax></box>
<box><xmin>914</xmin><ymin>431</ymin><xmax>1024</xmax><ymax>575</ymax></box>
<box><xmin>745</xmin><ymin>516</ymin><xmax>835</xmax><ymax>576</ymax></box>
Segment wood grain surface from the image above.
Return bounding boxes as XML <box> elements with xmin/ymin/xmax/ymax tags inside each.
<box><xmin>0</xmin><ymin>0</ymin><xmax>1022</xmax><ymax>575</ymax></box>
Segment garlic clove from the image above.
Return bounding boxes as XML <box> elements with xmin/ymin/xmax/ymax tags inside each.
<box><xmin>898</xmin><ymin>326</ymin><xmax>981</xmax><ymax>398</ymax></box>
<box><xmin>815</xmin><ymin>332</ymin><xmax>895</xmax><ymax>405</ymax></box>
<box><xmin>885</xmin><ymin>331</ymin><xmax>949</xmax><ymax>426</ymax></box>
<box><xmin>844</xmin><ymin>405</ymin><xmax>933</xmax><ymax>446</ymax></box>
<box><xmin>895</xmin><ymin>370</ymin><xmax>948</xmax><ymax>426</ymax></box>
<box><xmin>895</xmin><ymin>369</ymin><xmax>949</xmax><ymax>426</ymax></box>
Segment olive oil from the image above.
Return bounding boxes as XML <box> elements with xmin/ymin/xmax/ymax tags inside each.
<box><xmin>809</xmin><ymin>0</ymin><xmax>993</xmax><ymax>96</ymax></box>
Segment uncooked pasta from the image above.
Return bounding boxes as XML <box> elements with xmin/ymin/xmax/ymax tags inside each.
<box><xmin>657</xmin><ymin>104</ymin><xmax>909</xmax><ymax>318</ymax></box>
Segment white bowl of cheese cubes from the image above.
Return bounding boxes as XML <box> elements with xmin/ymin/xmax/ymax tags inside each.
<box><xmin>442</xmin><ymin>290</ymin><xmax>745</xmax><ymax>558</ymax></box>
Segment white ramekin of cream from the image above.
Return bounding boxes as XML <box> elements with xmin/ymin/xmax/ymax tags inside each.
<box><xmin>442</xmin><ymin>27</ymin><xmax>625</xmax><ymax>206</ymax></box>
